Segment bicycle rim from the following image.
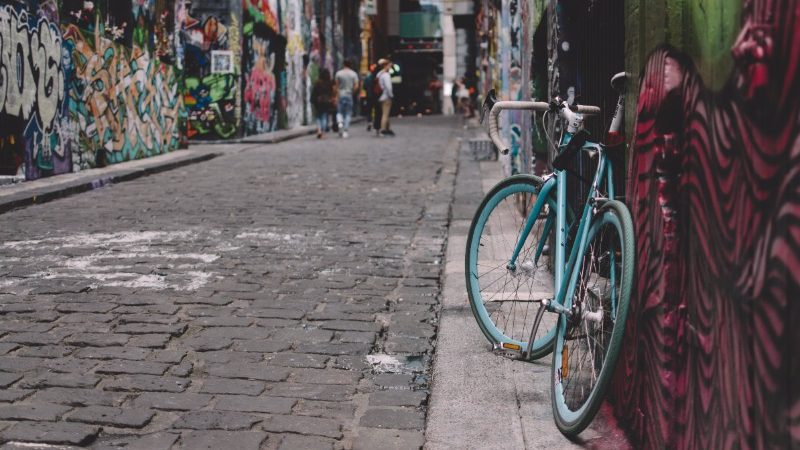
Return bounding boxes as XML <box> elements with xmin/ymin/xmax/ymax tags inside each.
<box><xmin>465</xmin><ymin>175</ymin><xmax>558</xmax><ymax>359</ymax></box>
<box><xmin>551</xmin><ymin>201</ymin><xmax>634</xmax><ymax>435</ymax></box>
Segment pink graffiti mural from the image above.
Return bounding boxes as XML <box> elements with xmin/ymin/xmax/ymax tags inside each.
<box><xmin>243</xmin><ymin>36</ymin><xmax>276</xmax><ymax>130</ymax></box>
<box><xmin>614</xmin><ymin>1</ymin><xmax>800</xmax><ymax>448</ymax></box>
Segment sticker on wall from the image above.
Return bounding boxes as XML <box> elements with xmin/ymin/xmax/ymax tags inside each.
<box><xmin>211</xmin><ymin>50</ymin><xmax>234</xmax><ymax>73</ymax></box>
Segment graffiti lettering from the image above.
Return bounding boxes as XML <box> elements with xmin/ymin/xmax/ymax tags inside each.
<box><xmin>0</xmin><ymin>6</ymin><xmax>64</xmax><ymax>133</ymax></box>
<box><xmin>63</xmin><ymin>23</ymin><xmax>180</xmax><ymax>166</ymax></box>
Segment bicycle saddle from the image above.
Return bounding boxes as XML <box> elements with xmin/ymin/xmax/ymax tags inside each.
<box><xmin>610</xmin><ymin>72</ymin><xmax>628</xmax><ymax>92</ymax></box>
<box><xmin>479</xmin><ymin>89</ymin><xmax>497</xmax><ymax>124</ymax></box>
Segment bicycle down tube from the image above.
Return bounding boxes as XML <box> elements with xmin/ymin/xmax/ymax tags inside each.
<box><xmin>486</xmin><ymin>99</ymin><xmax>601</xmax><ymax>305</ymax></box>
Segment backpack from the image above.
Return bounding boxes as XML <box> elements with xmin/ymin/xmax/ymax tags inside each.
<box><xmin>371</xmin><ymin>74</ymin><xmax>383</xmax><ymax>98</ymax></box>
<box><xmin>312</xmin><ymin>84</ymin><xmax>332</xmax><ymax>110</ymax></box>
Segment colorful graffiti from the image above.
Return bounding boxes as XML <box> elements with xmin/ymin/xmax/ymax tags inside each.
<box><xmin>243</xmin><ymin>36</ymin><xmax>277</xmax><ymax>133</ymax></box>
<box><xmin>614</xmin><ymin>0</ymin><xmax>800</xmax><ymax>448</ymax></box>
<box><xmin>497</xmin><ymin>0</ymin><xmax>531</xmax><ymax>176</ymax></box>
<box><xmin>0</xmin><ymin>0</ymin><xmax>356</xmax><ymax>180</ymax></box>
<box><xmin>306</xmin><ymin>0</ymin><xmax>321</xmax><ymax>119</ymax></box>
<box><xmin>62</xmin><ymin>0</ymin><xmax>181</xmax><ymax>168</ymax></box>
<box><xmin>0</xmin><ymin>3</ymin><xmax>69</xmax><ymax>179</ymax></box>
<box><xmin>244</xmin><ymin>0</ymin><xmax>278</xmax><ymax>34</ymax></box>
<box><xmin>0</xmin><ymin>0</ymin><xmax>181</xmax><ymax>180</ymax></box>
<box><xmin>242</xmin><ymin>0</ymin><xmax>284</xmax><ymax>135</ymax></box>
<box><xmin>181</xmin><ymin>2</ymin><xmax>240</xmax><ymax>140</ymax></box>
<box><xmin>184</xmin><ymin>73</ymin><xmax>238</xmax><ymax>139</ymax></box>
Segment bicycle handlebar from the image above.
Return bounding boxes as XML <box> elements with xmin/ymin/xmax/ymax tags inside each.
<box><xmin>487</xmin><ymin>100</ymin><xmax>600</xmax><ymax>155</ymax></box>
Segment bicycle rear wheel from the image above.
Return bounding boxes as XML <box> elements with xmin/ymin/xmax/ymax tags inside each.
<box><xmin>465</xmin><ymin>175</ymin><xmax>558</xmax><ymax>360</ymax></box>
<box><xmin>550</xmin><ymin>200</ymin><xmax>634</xmax><ymax>436</ymax></box>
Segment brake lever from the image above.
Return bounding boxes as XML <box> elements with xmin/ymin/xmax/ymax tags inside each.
<box><xmin>479</xmin><ymin>89</ymin><xmax>497</xmax><ymax>125</ymax></box>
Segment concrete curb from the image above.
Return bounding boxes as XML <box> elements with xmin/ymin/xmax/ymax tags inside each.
<box><xmin>193</xmin><ymin>117</ymin><xmax>366</xmax><ymax>145</ymax></box>
<box><xmin>192</xmin><ymin>126</ymin><xmax>317</xmax><ymax>145</ymax></box>
<box><xmin>0</xmin><ymin>152</ymin><xmax>218</xmax><ymax>215</ymax></box>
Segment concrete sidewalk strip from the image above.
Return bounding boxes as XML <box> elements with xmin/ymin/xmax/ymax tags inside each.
<box><xmin>0</xmin><ymin>151</ymin><xmax>219</xmax><ymax>214</ymax></box>
<box><xmin>202</xmin><ymin>118</ymin><xmax>364</xmax><ymax>145</ymax></box>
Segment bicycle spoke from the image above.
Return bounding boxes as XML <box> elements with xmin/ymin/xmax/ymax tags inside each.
<box><xmin>560</xmin><ymin>215</ymin><xmax>624</xmax><ymax>413</ymax></box>
<box><xmin>467</xmin><ymin>177</ymin><xmax>559</xmax><ymax>357</ymax></box>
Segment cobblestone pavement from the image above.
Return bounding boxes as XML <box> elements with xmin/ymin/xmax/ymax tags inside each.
<box><xmin>0</xmin><ymin>116</ymin><xmax>458</xmax><ymax>449</ymax></box>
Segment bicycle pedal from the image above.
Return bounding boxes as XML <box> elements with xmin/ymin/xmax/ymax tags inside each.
<box><xmin>500</xmin><ymin>342</ymin><xmax>521</xmax><ymax>351</ymax></box>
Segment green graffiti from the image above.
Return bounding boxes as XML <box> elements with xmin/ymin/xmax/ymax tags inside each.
<box><xmin>184</xmin><ymin>73</ymin><xmax>239</xmax><ymax>139</ymax></box>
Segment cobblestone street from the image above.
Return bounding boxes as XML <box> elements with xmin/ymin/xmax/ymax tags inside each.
<box><xmin>0</xmin><ymin>117</ymin><xmax>458</xmax><ymax>449</ymax></box>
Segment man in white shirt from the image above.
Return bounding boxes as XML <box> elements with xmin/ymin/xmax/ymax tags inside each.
<box><xmin>335</xmin><ymin>59</ymin><xmax>359</xmax><ymax>138</ymax></box>
<box><xmin>377</xmin><ymin>59</ymin><xmax>394</xmax><ymax>136</ymax></box>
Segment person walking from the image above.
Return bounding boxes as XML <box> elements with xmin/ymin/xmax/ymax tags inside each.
<box><xmin>377</xmin><ymin>58</ymin><xmax>394</xmax><ymax>136</ymax></box>
<box><xmin>335</xmin><ymin>59</ymin><xmax>359</xmax><ymax>138</ymax></box>
<box><xmin>455</xmin><ymin>77</ymin><xmax>471</xmax><ymax>118</ymax></box>
<box><xmin>311</xmin><ymin>68</ymin><xmax>336</xmax><ymax>139</ymax></box>
<box><xmin>363</xmin><ymin>63</ymin><xmax>382</xmax><ymax>133</ymax></box>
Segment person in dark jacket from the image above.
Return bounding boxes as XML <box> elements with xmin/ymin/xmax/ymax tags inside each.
<box><xmin>311</xmin><ymin>68</ymin><xmax>336</xmax><ymax>139</ymax></box>
<box><xmin>363</xmin><ymin>63</ymin><xmax>381</xmax><ymax>132</ymax></box>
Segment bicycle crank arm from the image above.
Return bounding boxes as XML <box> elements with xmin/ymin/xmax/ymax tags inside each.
<box><xmin>524</xmin><ymin>298</ymin><xmax>569</xmax><ymax>360</ymax></box>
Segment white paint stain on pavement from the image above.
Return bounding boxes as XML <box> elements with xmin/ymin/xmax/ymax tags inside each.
<box><xmin>1</xmin><ymin>228</ymin><xmax>329</xmax><ymax>292</ymax></box>
<box><xmin>1</xmin><ymin>231</ymin><xmax>222</xmax><ymax>291</ymax></box>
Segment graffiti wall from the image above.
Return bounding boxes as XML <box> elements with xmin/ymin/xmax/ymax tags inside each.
<box><xmin>242</xmin><ymin>0</ymin><xmax>284</xmax><ymax>135</ymax></box>
<box><xmin>0</xmin><ymin>0</ymin><xmax>182</xmax><ymax>181</ymax></box>
<box><xmin>0</xmin><ymin>1</ymin><xmax>68</xmax><ymax>179</ymax></box>
<box><xmin>477</xmin><ymin>0</ymin><xmax>537</xmax><ymax>176</ymax></box>
<box><xmin>63</xmin><ymin>0</ymin><xmax>182</xmax><ymax>169</ymax></box>
<box><xmin>613</xmin><ymin>0</ymin><xmax>800</xmax><ymax>448</ymax></box>
<box><xmin>181</xmin><ymin>0</ymin><xmax>241</xmax><ymax>140</ymax></box>
<box><xmin>0</xmin><ymin>0</ymin><xmax>357</xmax><ymax>180</ymax></box>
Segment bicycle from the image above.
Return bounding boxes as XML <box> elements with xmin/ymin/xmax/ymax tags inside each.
<box><xmin>465</xmin><ymin>72</ymin><xmax>634</xmax><ymax>436</ymax></box>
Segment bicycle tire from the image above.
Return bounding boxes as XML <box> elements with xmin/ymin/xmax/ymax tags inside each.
<box><xmin>465</xmin><ymin>174</ymin><xmax>559</xmax><ymax>360</ymax></box>
<box><xmin>550</xmin><ymin>199</ymin><xmax>634</xmax><ymax>436</ymax></box>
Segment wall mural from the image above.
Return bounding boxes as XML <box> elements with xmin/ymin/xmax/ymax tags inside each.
<box><xmin>305</xmin><ymin>0</ymin><xmax>321</xmax><ymax>121</ymax></box>
<box><xmin>0</xmin><ymin>0</ymin><xmax>354</xmax><ymax>180</ymax></box>
<box><xmin>181</xmin><ymin>1</ymin><xmax>240</xmax><ymax>140</ymax></box>
<box><xmin>62</xmin><ymin>0</ymin><xmax>181</xmax><ymax>168</ymax></box>
<box><xmin>242</xmin><ymin>0</ymin><xmax>284</xmax><ymax>135</ymax></box>
<box><xmin>0</xmin><ymin>1</ymin><xmax>68</xmax><ymax>179</ymax></box>
<box><xmin>1</xmin><ymin>0</ymin><xmax>181</xmax><ymax>180</ymax></box>
<box><xmin>614</xmin><ymin>0</ymin><xmax>800</xmax><ymax>448</ymax></box>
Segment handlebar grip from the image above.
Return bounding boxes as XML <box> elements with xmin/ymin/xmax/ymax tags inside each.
<box><xmin>488</xmin><ymin>106</ymin><xmax>509</xmax><ymax>155</ymax></box>
<box><xmin>574</xmin><ymin>104</ymin><xmax>601</xmax><ymax>115</ymax></box>
<box><xmin>486</xmin><ymin>101</ymin><xmax>551</xmax><ymax>155</ymax></box>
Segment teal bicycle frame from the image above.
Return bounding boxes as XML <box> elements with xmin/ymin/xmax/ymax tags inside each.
<box><xmin>505</xmin><ymin>132</ymin><xmax>617</xmax><ymax>319</ymax></box>
<box><xmin>475</xmin><ymin>73</ymin><xmax>631</xmax><ymax>433</ymax></box>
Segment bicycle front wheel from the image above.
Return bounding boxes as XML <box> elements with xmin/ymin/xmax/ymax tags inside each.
<box><xmin>465</xmin><ymin>175</ymin><xmax>558</xmax><ymax>360</ymax></box>
<box><xmin>551</xmin><ymin>200</ymin><xmax>634</xmax><ymax>436</ymax></box>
